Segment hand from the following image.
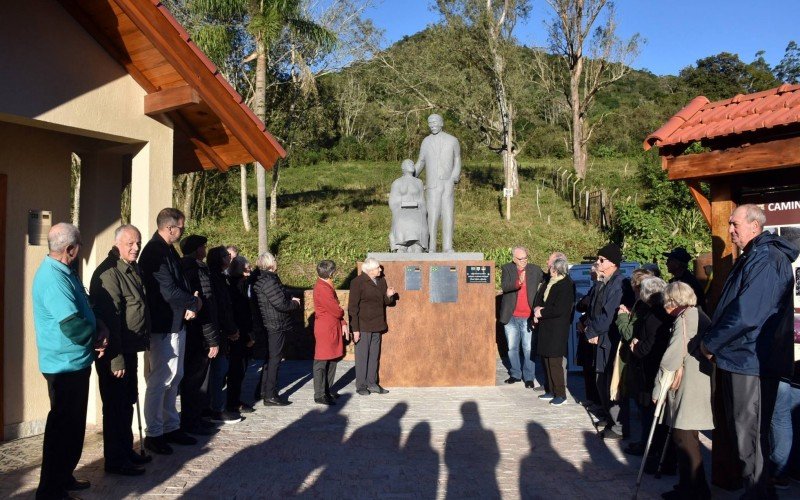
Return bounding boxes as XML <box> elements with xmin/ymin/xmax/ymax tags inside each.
<box><xmin>386</xmin><ymin>287</ymin><xmax>396</xmax><ymax>297</ymax></box>
<box><xmin>291</xmin><ymin>297</ymin><xmax>301</xmax><ymax>304</ymax></box>
<box><xmin>94</xmin><ymin>335</ymin><xmax>108</xmax><ymax>358</ymax></box>
<box><xmin>193</xmin><ymin>291</ymin><xmax>203</xmax><ymax>312</ymax></box>
<box><xmin>246</xmin><ymin>339</ymin><xmax>255</xmax><ymax>348</ymax></box>
<box><xmin>577</xmin><ymin>321</ymin><xmax>586</xmax><ymax>334</ymax></box>
<box><xmin>618</xmin><ymin>304</ymin><xmax>629</xmax><ymax>315</ymax></box>
<box><xmin>208</xmin><ymin>346</ymin><xmax>219</xmax><ymax>359</ymax></box>
<box><xmin>519</xmin><ymin>270</ymin><xmax>526</xmax><ymax>284</ymax></box>
<box><xmin>630</xmin><ymin>338</ymin><xmax>639</xmax><ymax>352</ymax></box>
<box><xmin>184</xmin><ymin>309</ymin><xmax>197</xmax><ymax>321</ymax></box>
<box><xmin>700</xmin><ymin>342</ymin><xmax>713</xmax><ymax>361</ymax></box>
<box><xmin>113</xmin><ymin>369</ymin><xmax>125</xmax><ymax>379</ymax></box>
<box><xmin>353</xmin><ymin>331</ymin><xmax>361</xmax><ymax>343</ymax></box>
<box><xmin>533</xmin><ymin>306</ymin><xmax>543</xmax><ymax>319</ymax></box>
<box><xmin>588</xmin><ymin>336</ymin><xmax>599</xmax><ymax>345</ymax></box>
<box><xmin>342</xmin><ymin>324</ymin><xmax>350</xmax><ymax>336</ymax></box>
<box><xmin>228</xmin><ymin>332</ymin><xmax>240</xmax><ymax>342</ymax></box>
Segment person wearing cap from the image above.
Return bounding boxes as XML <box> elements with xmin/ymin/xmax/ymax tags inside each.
<box><xmin>139</xmin><ymin>208</ymin><xmax>202</xmax><ymax>455</ymax></box>
<box><xmin>663</xmin><ymin>247</ymin><xmax>706</xmax><ymax>310</ymax></box>
<box><xmin>584</xmin><ymin>243</ymin><xmax>634</xmax><ymax>440</ymax></box>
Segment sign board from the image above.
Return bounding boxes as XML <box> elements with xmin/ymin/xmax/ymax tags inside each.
<box><xmin>466</xmin><ymin>265</ymin><xmax>491</xmax><ymax>284</ymax></box>
<box><xmin>503</xmin><ymin>187</ymin><xmax>514</xmax><ymax>198</ymax></box>
<box><xmin>405</xmin><ymin>266</ymin><xmax>422</xmax><ymax>291</ymax></box>
<box><xmin>430</xmin><ymin>265</ymin><xmax>458</xmax><ymax>303</ymax></box>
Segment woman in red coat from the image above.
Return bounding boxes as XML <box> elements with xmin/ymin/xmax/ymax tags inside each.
<box><xmin>312</xmin><ymin>260</ymin><xmax>350</xmax><ymax>405</ymax></box>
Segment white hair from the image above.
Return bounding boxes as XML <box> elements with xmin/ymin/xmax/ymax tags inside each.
<box><xmin>114</xmin><ymin>224</ymin><xmax>140</xmax><ymax>243</ymax></box>
<box><xmin>738</xmin><ymin>203</ymin><xmax>766</xmax><ymax>228</ymax></box>
<box><xmin>639</xmin><ymin>277</ymin><xmax>667</xmax><ymax>305</ymax></box>
<box><xmin>362</xmin><ymin>257</ymin><xmax>381</xmax><ymax>272</ymax></box>
<box><xmin>551</xmin><ymin>256</ymin><xmax>569</xmax><ymax>276</ymax></box>
<box><xmin>256</xmin><ymin>252</ymin><xmax>277</xmax><ymax>272</ymax></box>
<box><xmin>48</xmin><ymin>223</ymin><xmax>81</xmax><ymax>253</ymax></box>
<box><xmin>664</xmin><ymin>281</ymin><xmax>697</xmax><ymax>308</ymax></box>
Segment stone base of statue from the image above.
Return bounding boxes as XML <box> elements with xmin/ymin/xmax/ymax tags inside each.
<box><xmin>364</xmin><ymin>252</ymin><xmax>496</xmax><ymax>387</ymax></box>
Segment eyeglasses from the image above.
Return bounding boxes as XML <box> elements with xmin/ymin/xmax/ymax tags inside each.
<box><xmin>513</xmin><ymin>256</ymin><xmax>528</xmax><ymax>261</ymax></box>
<box><xmin>596</xmin><ymin>257</ymin><xmax>608</xmax><ymax>263</ymax></box>
<box><xmin>168</xmin><ymin>225</ymin><xmax>185</xmax><ymax>233</ymax></box>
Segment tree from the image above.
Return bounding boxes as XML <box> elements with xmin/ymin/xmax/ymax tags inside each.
<box><xmin>436</xmin><ymin>1</ymin><xmax>530</xmax><ymax>220</ymax></box>
<box><xmin>533</xmin><ymin>0</ymin><xmax>641</xmax><ymax>179</ymax></box>
<box><xmin>775</xmin><ymin>41</ymin><xmax>800</xmax><ymax>84</ymax></box>
<box><xmin>679</xmin><ymin>52</ymin><xmax>778</xmax><ymax>101</ymax></box>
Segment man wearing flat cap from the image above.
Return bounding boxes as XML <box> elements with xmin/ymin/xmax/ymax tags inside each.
<box><xmin>584</xmin><ymin>243</ymin><xmax>634</xmax><ymax>440</ymax></box>
<box><xmin>663</xmin><ymin>247</ymin><xmax>706</xmax><ymax>310</ymax></box>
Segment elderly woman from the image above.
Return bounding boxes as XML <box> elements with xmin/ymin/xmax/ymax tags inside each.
<box><xmin>251</xmin><ymin>252</ymin><xmax>301</xmax><ymax>406</ymax></box>
<box><xmin>348</xmin><ymin>257</ymin><xmax>397</xmax><ymax>395</ymax></box>
<box><xmin>533</xmin><ymin>255</ymin><xmax>575</xmax><ymax>406</ymax></box>
<box><xmin>312</xmin><ymin>260</ymin><xmax>349</xmax><ymax>405</ymax></box>
<box><xmin>652</xmin><ymin>282</ymin><xmax>713</xmax><ymax>499</ymax></box>
<box><xmin>618</xmin><ymin>276</ymin><xmax>672</xmax><ymax>455</ymax></box>
<box><xmin>389</xmin><ymin>159</ymin><xmax>428</xmax><ymax>252</ymax></box>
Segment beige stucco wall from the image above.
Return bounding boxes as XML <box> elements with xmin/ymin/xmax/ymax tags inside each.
<box><xmin>0</xmin><ymin>1</ymin><xmax>174</xmax><ymax>439</ymax></box>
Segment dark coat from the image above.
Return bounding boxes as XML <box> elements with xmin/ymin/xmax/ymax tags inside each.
<box><xmin>139</xmin><ymin>232</ymin><xmax>199</xmax><ymax>333</ymax></box>
<box><xmin>313</xmin><ymin>279</ymin><xmax>346</xmax><ymax>361</ymax></box>
<box><xmin>585</xmin><ymin>270</ymin><xmax>634</xmax><ymax>372</ymax></box>
<box><xmin>89</xmin><ymin>248</ymin><xmax>151</xmax><ymax>371</ymax></box>
<box><xmin>228</xmin><ymin>275</ymin><xmax>253</xmax><ymax>340</ymax></box>
<box><xmin>246</xmin><ymin>270</ymin><xmax>268</xmax><ymax>359</ymax></box>
<box><xmin>534</xmin><ymin>275</ymin><xmax>575</xmax><ymax>357</ymax></box>
<box><xmin>347</xmin><ymin>272</ymin><xmax>396</xmax><ymax>333</ymax></box>
<box><xmin>704</xmin><ymin>232</ymin><xmax>799</xmax><ymax>377</ymax></box>
<box><xmin>252</xmin><ymin>270</ymin><xmax>300</xmax><ymax>336</ymax></box>
<box><xmin>499</xmin><ymin>262</ymin><xmax>543</xmax><ymax>324</ymax></box>
<box><xmin>180</xmin><ymin>257</ymin><xmax>221</xmax><ymax>348</ymax></box>
<box><xmin>623</xmin><ymin>302</ymin><xmax>673</xmax><ymax>398</ymax></box>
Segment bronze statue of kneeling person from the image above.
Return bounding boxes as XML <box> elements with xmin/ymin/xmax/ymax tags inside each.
<box><xmin>389</xmin><ymin>159</ymin><xmax>428</xmax><ymax>253</ymax></box>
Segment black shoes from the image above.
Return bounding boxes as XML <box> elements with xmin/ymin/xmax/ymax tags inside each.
<box><xmin>504</xmin><ymin>377</ymin><xmax>520</xmax><ymax>384</ymax></box>
<box><xmin>143</xmin><ymin>436</ymin><xmax>173</xmax><ymax>455</ymax></box>
<box><xmin>314</xmin><ymin>396</ymin><xmax>335</xmax><ymax>405</ymax></box>
<box><xmin>210</xmin><ymin>410</ymin><xmax>244</xmax><ymax>424</ymax></box>
<box><xmin>263</xmin><ymin>397</ymin><xmax>290</xmax><ymax>406</ymax></box>
<box><xmin>327</xmin><ymin>392</ymin><xmax>341</xmax><ymax>399</ymax></box>
<box><xmin>367</xmin><ymin>385</ymin><xmax>389</xmax><ymax>394</ymax></box>
<box><xmin>164</xmin><ymin>429</ymin><xmax>198</xmax><ymax>445</ymax></box>
<box><xmin>524</xmin><ymin>380</ymin><xmax>534</xmax><ymax>388</ymax></box>
<box><xmin>66</xmin><ymin>478</ymin><xmax>91</xmax><ymax>491</ymax></box>
<box><xmin>237</xmin><ymin>404</ymin><xmax>256</xmax><ymax>414</ymax></box>
<box><xmin>599</xmin><ymin>428</ymin><xmax>624</xmax><ymax>440</ymax></box>
<box><xmin>356</xmin><ymin>388</ymin><xmax>370</xmax><ymax>396</ymax></box>
<box><xmin>129</xmin><ymin>451</ymin><xmax>152</xmax><ymax>465</ymax></box>
<box><xmin>183</xmin><ymin>420</ymin><xmax>219</xmax><ymax>436</ymax></box>
<box><xmin>105</xmin><ymin>463</ymin><xmax>146</xmax><ymax>476</ymax></box>
<box><xmin>623</xmin><ymin>442</ymin><xmax>645</xmax><ymax>456</ymax></box>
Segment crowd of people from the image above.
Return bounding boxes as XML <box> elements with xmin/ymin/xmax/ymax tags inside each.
<box><xmin>29</xmin><ymin>203</ymin><xmax>800</xmax><ymax>499</ymax></box>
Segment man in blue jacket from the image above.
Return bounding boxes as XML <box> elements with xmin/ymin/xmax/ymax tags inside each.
<box><xmin>701</xmin><ymin>204</ymin><xmax>798</xmax><ymax>499</ymax></box>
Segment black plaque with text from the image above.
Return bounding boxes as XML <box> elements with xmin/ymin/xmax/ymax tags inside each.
<box><xmin>466</xmin><ymin>265</ymin><xmax>491</xmax><ymax>284</ymax></box>
<box><xmin>430</xmin><ymin>265</ymin><xmax>458</xmax><ymax>303</ymax></box>
<box><xmin>405</xmin><ymin>266</ymin><xmax>422</xmax><ymax>291</ymax></box>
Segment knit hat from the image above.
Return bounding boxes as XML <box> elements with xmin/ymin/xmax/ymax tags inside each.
<box><xmin>597</xmin><ymin>243</ymin><xmax>623</xmax><ymax>266</ymax></box>
<box><xmin>180</xmin><ymin>234</ymin><xmax>207</xmax><ymax>256</ymax></box>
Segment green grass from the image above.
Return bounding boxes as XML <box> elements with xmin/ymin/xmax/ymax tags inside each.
<box><xmin>188</xmin><ymin>160</ymin><xmax>608</xmax><ymax>288</ymax></box>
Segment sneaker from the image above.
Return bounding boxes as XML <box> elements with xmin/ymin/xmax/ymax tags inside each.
<box><xmin>538</xmin><ymin>393</ymin><xmax>555</xmax><ymax>401</ymax></box>
<box><xmin>550</xmin><ymin>396</ymin><xmax>567</xmax><ymax>406</ymax></box>
<box><xmin>164</xmin><ymin>429</ymin><xmax>198</xmax><ymax>445</ymax></box>
<box><xmin>356</xmin><ymin>388</ymin><xmax>370</xmax><ymax>396</ymax></box>
<box><xmin>532</xmin><ymin>386</ymin><xmax>546</xmax><ymax>393</ymax></box>
<box><xmin>210</xmin><ymin>410</ymin><xmax>243</xmax><ymax>424</ymax></box>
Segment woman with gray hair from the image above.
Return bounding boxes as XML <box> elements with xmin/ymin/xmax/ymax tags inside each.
<box><xmin>251</xmin><ymin>252</ymin><xmax>301</xmax><ymax>406</ymax></box>
<box><xmin>533</xmin><ymin>255</ymin><xmax>575</xmax><ymax>406</ymax></box>
<box><xmin>653</xmin><ymin>281</ymin><xmax>713</xmax><ymax>499</ymax></box>
<box><xmin>347</xmin><ymin>257</ymin><xmax>397</xmax><ymax>395</ymax></box>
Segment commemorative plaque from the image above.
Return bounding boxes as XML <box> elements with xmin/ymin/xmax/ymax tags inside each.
<box><xmin>430</xmin><ymin>265</ymin><xmax>458</xmax><ymax>303</ymax></box>
<box><xmin>466</xmin><ymin>265</ymin><xmax>491</xmax><ymax>283</ymax></box>
<box><xmin>405</xmin><ymin>265</ymin><xmax>422</xmax><ymax>290</ymax></box>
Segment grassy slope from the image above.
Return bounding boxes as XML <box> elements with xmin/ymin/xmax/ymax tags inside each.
<box><xmin>188</xmin><ymin>161</ymin><xmax>608</xmax><ymax>288</ymax></box>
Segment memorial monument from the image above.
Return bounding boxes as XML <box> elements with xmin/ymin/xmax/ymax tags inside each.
<box><xmin>414</xmin><ymin>113</ymin><xmax>461</xmax><ymax>253</ymax></box>
<box><xmin>389</xmin><ymin>159</ymin><xmax>428</xmax><ymax>252</ymax></box>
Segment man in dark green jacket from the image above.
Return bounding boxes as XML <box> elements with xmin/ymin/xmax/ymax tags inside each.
<box><xmin>90</xmin><ymin>225</ymin><xmax>152</xmax><ymax>476</ymax></box>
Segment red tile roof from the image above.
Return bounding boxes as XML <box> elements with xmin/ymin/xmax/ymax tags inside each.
<box><xmin>644</xmin><ymin>84</ymin><xmax>800</xmax><ymax>151</ymax></box>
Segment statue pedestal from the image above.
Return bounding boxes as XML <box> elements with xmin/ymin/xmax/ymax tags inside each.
<box><xmin>365</xmin><ymin>253</ymin><xmax>496</xmax><ymax>387</ymax></box>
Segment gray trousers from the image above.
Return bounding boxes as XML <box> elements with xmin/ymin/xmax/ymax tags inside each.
<box><xmin>313</xmin><ymin>359</ymin><xmax>338</xmax><ymax>399</ymax></box>
<box><xmin>719</xmin><ymin>370</ymin><xmax>779</xmax><ymax>499</ymax></box>
<box><xmin>596</xmin><ymin>367</ymin><xmax>629</xmax><ymax>435</ymax></box>
<box><xmin>355</xmin><ymin>331</ymin><xmax>382</xmax><ymax>390</ymax></box>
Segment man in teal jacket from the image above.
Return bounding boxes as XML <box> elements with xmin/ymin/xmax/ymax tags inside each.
<box><xmin>33</xmin><ymin>223</ymin><xmax>106</xmax><ymax>499</ymax></box>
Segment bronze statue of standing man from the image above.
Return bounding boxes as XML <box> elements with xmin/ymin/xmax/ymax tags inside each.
<box><xmin>415</xmin><ymin>114</ymin><xmax>461</xmax><ymax>253</ymax></box>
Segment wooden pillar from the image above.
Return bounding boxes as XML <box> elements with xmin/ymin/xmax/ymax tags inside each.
<box><xmin>708</xmin><ymin>179</ymin><xmax>742</xmax><ymax>490</ymax></box>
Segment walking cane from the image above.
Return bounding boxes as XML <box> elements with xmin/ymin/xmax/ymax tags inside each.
<box><xmin>135</xmin><ymin>393</ymin><xmax>146</xmax><ymax>457</ymax></box>
<box><xmin>632</xmin><ymin>369</ymin><xmax>675</xmax><ymax>500</ymax></box>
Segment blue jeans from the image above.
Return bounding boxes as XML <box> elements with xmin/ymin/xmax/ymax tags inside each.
<box><xmin>770</xmin><ymin>380</ymin><xmax>800</xmax><ymax>476</ymax></box>
<box><xmin>240</xmin><ymin>358</ymin><xmax>264</xmax><ymax>407</ymax></box>
<box><xmin>504</xmin><ymin>316</ymin><xmax>535</xmax><ymax>381</ymax></box>
<box><xmin>208</xmin><ymin>355</ymin><xmax>229</xmax><ymax>412</ymax></box>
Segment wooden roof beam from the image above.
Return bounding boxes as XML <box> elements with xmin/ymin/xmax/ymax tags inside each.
<box><xmin>665</xmin><ymin>135</ymin><xmax>800</xmax><ymax>180</ymax></box>
<box><xmin>169</xmin><ymin>112</ymin><xmax>229</xmax><ymax>172</ymax></box>
<box><xmin>686</xmin><ymin>180</ymin><xmax>711</xmax><ymax>228</ymax></box>
<box><xmin>144</xmin><ymin>85</ymin><xmax>200</xmax><ymax>115</ymax></box>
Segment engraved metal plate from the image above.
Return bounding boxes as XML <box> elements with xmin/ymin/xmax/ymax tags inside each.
<box><xmin>466</xmin><ymin>265</ymin><xmax>491</xmax><ymax>284</ymax></box>
<box><xmin>405</xmin><ymin>265</ymin><xmax>422</xmax><ymax>291</ymax></box>
<box><xmin>430</xmin><ymin>265</ymin><xmax>458</xmax><ymax>303</ymax></box>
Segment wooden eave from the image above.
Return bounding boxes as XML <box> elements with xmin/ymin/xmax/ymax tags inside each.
<box><xmin>58</xmin><ymin>0</ymin><xmax>286</xmax><ymax>173</ymax></box>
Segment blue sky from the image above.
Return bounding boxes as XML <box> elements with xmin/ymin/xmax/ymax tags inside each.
<box><xmin>364</xmin><ymin>1</ymin><xmax>800</xmax><ymax>76</ymax></box>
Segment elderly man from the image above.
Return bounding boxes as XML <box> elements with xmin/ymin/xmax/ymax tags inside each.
<box><xmin>499</xmin><ymin>246</ymin><xmax>544</xmax><ymax>388</ymax></box>
<box><xmin>90</xmin><ymin>224</ymin><xmax>152</xmax><ymax>476</ymax></box>
<box><xmin>33</xmin><ymin>223</ymin><xmax>106</xmax><ymax>499</ymax></box>
<box><xmin>585</xmin><ymin>243</ymin><xmax>634</xmax><ymax>440</ymax></box>
<box><xmin>663</xmin><ymin>247</ymin><xmax>706</xmax><ymax>310</ymax></box>
<box><xmin>415</xmin><ymin>113</ymin><xmax>461</xmax><ymax>253</ymax></box>
<box><xmin>701</xmin><ymin>204</ymin><xmax>798</xmax><ymax>499</ymax></box>
<box><xmin>138</xmin><ymin>208</ymin><xmax>202</xmax><ymax>455</ymax></box>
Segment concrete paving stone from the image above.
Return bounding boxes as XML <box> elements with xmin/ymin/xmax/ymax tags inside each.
<box><xmin>1</xmin><ymin>359</ymin><xmax>799</xmax><ymax>499</ymax></box>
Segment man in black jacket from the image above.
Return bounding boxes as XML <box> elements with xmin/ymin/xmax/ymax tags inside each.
<box><xmin>139</xmin><ymin>208</ymin><xmax>202</xmax><ymax>455</ymax></box>
<box><xmin>499</xmin><ymin>246</ymin><xmax>544</xmax><ymax>388</ymax></box>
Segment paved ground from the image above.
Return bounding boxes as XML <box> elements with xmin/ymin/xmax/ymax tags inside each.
<box><xmin>2</xmin><ymin>360</ymin><xmax>798</xmax><ymax>499</ymax></box>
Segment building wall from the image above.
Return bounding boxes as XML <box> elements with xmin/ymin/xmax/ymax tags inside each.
<box><xmin>0</xmin><ymin>1</ymin><xmax>174</xmax><ymax>439</ymax></box>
